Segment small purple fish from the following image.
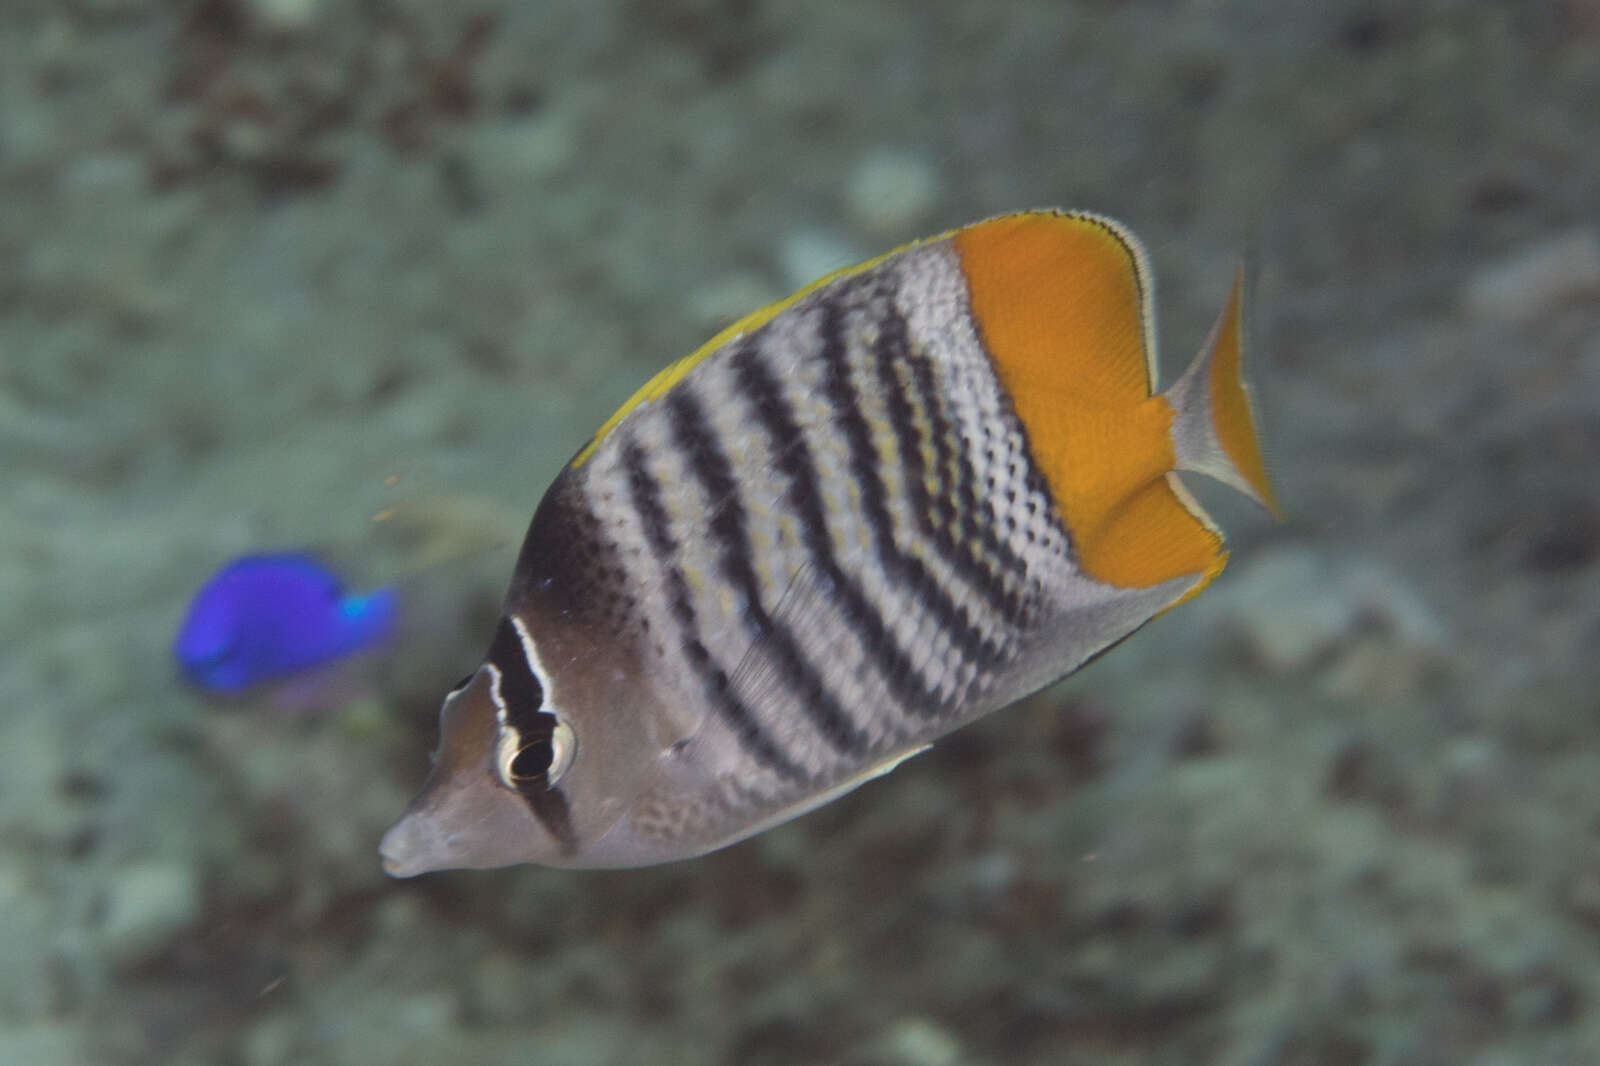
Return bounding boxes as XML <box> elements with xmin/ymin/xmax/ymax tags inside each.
<box><xmin>174</xmin><ymin>553</ymin><xmax>398</xmax><ymax>695</ymax></box>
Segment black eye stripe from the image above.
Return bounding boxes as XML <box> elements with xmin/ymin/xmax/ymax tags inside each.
<box><xmin>486</xmin><ymin>615</ymin><xmax>557</xmax><ymax>782</ymax></box>
<box><xmin>486</xmin><ymin>616</ymin><xmax>545</xmax><ymax>722</ymax></box>
<box><xmin>527</xmin><ymin>784</ymin><xmax>577</xmax><ymax>856</ymax></box>
<box><xmin>484</xmin><ymin>615</ymin><xmax>572</xmax><ymax>852</ymax></box>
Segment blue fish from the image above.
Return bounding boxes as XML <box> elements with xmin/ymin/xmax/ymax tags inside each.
<box><xmin>174</xmin><ymin>553</ymin><xmax>398</xmax><ymax>695</ymax></box>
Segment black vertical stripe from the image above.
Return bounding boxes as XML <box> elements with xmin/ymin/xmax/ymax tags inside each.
<box><xmin>869</xmin><ymin>293</ymin><xmax>1032</xmax><ymax>626</ymax></box>
<box><xmin>811</xmin><ymin>303</ymin><xmax>922</xmax><ymax>704</ymax></box>
<box><xmin>621</xmin><ymin>438</ymin><xmax>807</xmax><ymax>782</ymax></box>
<box><xmin>870</xmin><ymin>312</ymin><xmax>938</xmax><ymax>534</ymax></box>
<box><xmin>869</xmin><ymin>294</ymin><xmax>958</xmax><ymax>539</ymax></box>
<box><xmin>904</xmin><ymin>354</ymin><xmax>1039</xmax><ymax>621</ymax></box>
<box><xmin>817</xmin><ymin>302</ymin><xmax>903</xmax><ymax>582</ymax></box>
<box><xmin>901</xmin><ymin>340</ymin><xmax>1033</xmax><ymax>582</ymax></box>
<box><xmin>807</xmin><ymin>303</ymin><xmax>1011</xmax><ymax>671</ymax></box>
<box><xmin>664</xmin><ymin>387</ymin><xmax>871</xmax><ymax>758</ymax></box>
<box><xmin>731</xmin><ymin>335</ymin><xmax>993</xmax><ymax>719</ymax></box>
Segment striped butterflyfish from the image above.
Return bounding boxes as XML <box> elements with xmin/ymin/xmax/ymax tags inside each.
<box><xmin>380</xmin><ymin>210</ymin><xmax>1278</xmax><ymax>875</ymax></box>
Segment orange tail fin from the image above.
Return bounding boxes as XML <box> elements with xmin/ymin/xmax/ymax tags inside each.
<box><xmin>1164</xmin><ymin>267</ymin><xmax>1281</xmax><ymax>518</ymax></box>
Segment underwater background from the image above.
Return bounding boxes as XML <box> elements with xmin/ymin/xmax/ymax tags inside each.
<box><xmin>4</xmin><ymin>1</ymin><xmax>1599</xmax><ymax>1063</ymax></box>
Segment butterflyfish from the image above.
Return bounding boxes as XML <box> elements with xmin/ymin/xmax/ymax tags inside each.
<box><xmin>380</xmin><ymin>210</ymin><xmax>1278</xmax><ymax>875</ymax></box>
<box><xmin>175</xmin><ymin>552</ymin><xmax>398</xmax><ymax>695</ymax></box>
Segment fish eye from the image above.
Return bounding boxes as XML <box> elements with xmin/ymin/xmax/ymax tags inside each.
<box><xmin>509</xmin><ymin>736</ymin><xmax>552</xmax><ymax>779</ymax></box>
<box><xmin>496</xmin><ymin>718</ymin><xmax>576</xmax><ymax>790</ymax></box>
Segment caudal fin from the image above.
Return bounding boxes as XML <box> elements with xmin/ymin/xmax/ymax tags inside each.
<box><xmin>1164</xmin><ymin>268</ymin><xmax>1282</xmax><ymax>518</ymax></box>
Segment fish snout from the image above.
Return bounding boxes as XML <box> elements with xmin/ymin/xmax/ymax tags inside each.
<box><xmin>378</xmin><ymin>810</ymin><xmax>446</xmax><ymax>879</ymax></box>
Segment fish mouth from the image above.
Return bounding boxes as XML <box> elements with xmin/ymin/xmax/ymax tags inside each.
<box><xmin>377</xmin><ymin>816</ymin><xmax>419</xmax><ymax>877</ymax></box>
<box><xmin>378</xmin><ymin>790</ymin><xmax>486</xmax><ymax>878</ymax></box>
<box><xmin>378</xmin><ymin>815</ymin><xmax>432</xmax><ymax>879</ymax></box>
<box><xmin>377</xmin><ymin>766</ymin><xmax>555</xmax><ymax>877</ymax></box>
